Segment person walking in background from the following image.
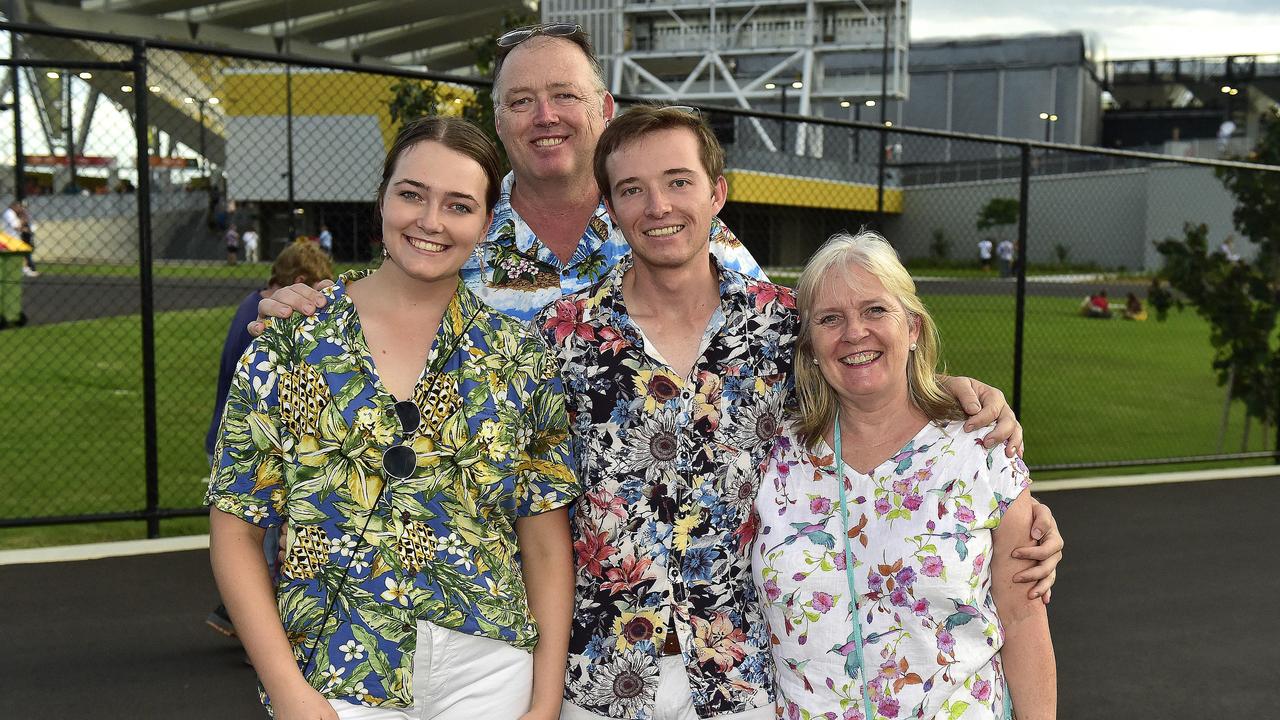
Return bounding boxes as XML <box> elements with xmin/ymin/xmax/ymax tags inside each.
<box><xmin>977</xmin><ymin>237</ymin><xmax>993</xmax><ymax>272</ymax></box>
<box><xmin>242</xmin><ymin>225</ymin><xmax>261</xmax><ymax>263</ymax></box>
<box><xmin>755</xmin><ymin>231</ymin><xmax>1056</xmax><ymax>719</ymax></box>
<box><xmin>224</xmin><ymin>223</ymin><xmax>240</xmax><ymax>266</ymax></box>
<box><xmin>4</xmin><ymin>199</ymin><xmax>37</xmax><ymax>277</ymax></box>
<box><xmin>204</xmin><ymin>238</ymin><xmax>333</xmax><ymax>638</ymax></box>
<box><xmin>996</xmin><ymin>238</ymin><xmax>1015</xmax><ymax>278</ymax></box>
<box><xmin>317</xmin><ymin>223</ymin><xmax>333</xmax><ymax>256</ymax></box>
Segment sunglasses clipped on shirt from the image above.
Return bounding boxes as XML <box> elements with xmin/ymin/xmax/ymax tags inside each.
<box><xmin>381</xmin><ymin>398</ymin><xmax>422</xmax><ymax>483</ymax></box>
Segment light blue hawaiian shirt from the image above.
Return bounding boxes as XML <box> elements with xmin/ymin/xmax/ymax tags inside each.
<box><xmin>460</xmin><ymin>172</ymin><xmax>767</xmax><ymax>322</ymax></box>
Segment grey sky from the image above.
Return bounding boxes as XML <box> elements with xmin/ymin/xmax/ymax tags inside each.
<box><xmin>911</xmin><ymin>1</ymin><xmax>1280</xmax><ymax>60</ymax></box>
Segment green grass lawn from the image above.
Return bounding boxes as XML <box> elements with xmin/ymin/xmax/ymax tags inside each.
<box><xmin>0</xmin><ymin>293</ymin><xmax>1261</xmax><ymax>549</ymax></box>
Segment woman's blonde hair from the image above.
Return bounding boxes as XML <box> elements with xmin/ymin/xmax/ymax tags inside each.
<box><xmin>793</xmin><ymin>231</ymin><xmax>963</xmax><ymax>450</ymax></box>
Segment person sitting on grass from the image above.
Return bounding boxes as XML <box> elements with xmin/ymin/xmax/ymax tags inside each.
<box><xmin>1122</xmin><ymin>292</ymin><xmax>1147</xmax><ymax>321</ymax></box>
<box><xmin>1080</xmin><ymin>290</ymin><xmax>1113</xmax><ymax>319</ymax></box>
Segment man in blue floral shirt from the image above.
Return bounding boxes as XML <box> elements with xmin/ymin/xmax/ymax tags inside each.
<box><xmin>254</xmin><ymin>25</ymin><xmax>764</xmax><ymax>329</ymax></box>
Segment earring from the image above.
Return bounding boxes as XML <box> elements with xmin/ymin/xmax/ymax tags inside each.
<box><xmin>812</xmin><ymin>358</ymin><xmax>819</xmax><ymax>365</ymax></box>
<box><xmin>909</xmin><ymin>342</ymin><xmax>917</xmax><ymax>351</ymax></box>
<box><xmin>381</xmin><ymin>244</ymin><xmax>389</xmax><ymax>260</ymax></box>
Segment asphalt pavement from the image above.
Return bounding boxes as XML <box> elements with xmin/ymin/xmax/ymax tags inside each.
<box><xmin>2</xmin><ymin>474</ymin><xmax>1275</xmax><ymax>718</ymax></box>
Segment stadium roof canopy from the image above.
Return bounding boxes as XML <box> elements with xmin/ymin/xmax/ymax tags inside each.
<box><xmin>10</xmin><ymin>0</ymin><xmax>535</xmax><ymax>73</ymax></box>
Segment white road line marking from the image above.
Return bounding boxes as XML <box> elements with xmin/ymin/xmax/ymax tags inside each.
<box><xmin>0</xmin><ymin>534</ymin><xmax>209</xmax><ymax>566</ymax></box>
<box><xmin>1035</xmin><ymin>465</ymin><xmax>1276</xmax><ymax>492</ymax></box>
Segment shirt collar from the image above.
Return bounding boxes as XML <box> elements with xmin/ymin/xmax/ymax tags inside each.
<box><xmin>497</xmin><ymin>171</ymin><xmax>613</xmax><ymax>261</ymax></box>
<box><xmin>332</xmin><ymin>268</ymin><xmax>486</xmax><ymax>373</ymax></box>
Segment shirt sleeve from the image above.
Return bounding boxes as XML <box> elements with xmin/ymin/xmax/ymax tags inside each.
<box><xmin>978</xmin><ymin>429</ymin><xmax>1032</xmax><ymax>528</ymax></box>
<box><xmin>514</xmin><ymin>338</ymin><xmax>581</xmax><ymax>517</ymax></box>
<box><xmin>709</xmin><ymin>215</ymin><xmax>769</xmax><ymax>282</ymax></box>
<box><xmin>205</xmin><ymin>322</ymin><xmax>291</xmax><ymax>529</ymax></box>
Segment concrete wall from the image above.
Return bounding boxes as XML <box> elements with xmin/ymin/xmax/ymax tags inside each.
<box><xmin>24</xmin><ymin>191</ymin><xmax>208</xmax><ymax>263</ymax></box>
<box><xmin>883</xmin><ymin>163</ymin><xmax>1241</xmax><ymax>271</ymax></box>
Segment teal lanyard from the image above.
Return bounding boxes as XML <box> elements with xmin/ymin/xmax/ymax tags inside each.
<box><xmin>834</xmin><ymin>411</ymin><xmax>878</xmax><ymax>720</ymax></box>
<box><xmin>836</xmin><ymin>415</ymin><xmax>1016</xmax><ymax>719</ymax></box>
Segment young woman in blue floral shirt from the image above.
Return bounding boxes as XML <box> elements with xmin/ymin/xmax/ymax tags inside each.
<box><xmin>208</xmin><ymin>117</ymin><xmax>580</xmax><ymax>720</ymax></box>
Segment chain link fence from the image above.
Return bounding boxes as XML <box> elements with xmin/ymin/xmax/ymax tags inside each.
<box><xmin>2</xmin><ymin>23</ymin><xmax>1278</xmax><ymax>534</ymax></box>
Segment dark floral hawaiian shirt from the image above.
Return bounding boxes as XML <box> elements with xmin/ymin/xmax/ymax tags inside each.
<box><xmin>460</xmin><ymin>172</ymin><xmax>766</xmax><ymax>322</ymax></box>
<box><xmin>534</xmin><ymin>256</ymin><xmax>798</xmax><ymax>719</ymax></box>
<box><xmin>207</xmin><ymin>272</ymin><xmax>579</xmax><ymax>710</ymax></box>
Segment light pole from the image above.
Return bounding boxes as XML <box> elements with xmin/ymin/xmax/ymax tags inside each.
<box><xmin>1038</xmin><ymin>112</ymin><xmax>1059</xmax><ymax>142</ymax></box>
<box><xmin>183</xmin><ymin>95</ymin><xmax>220</xmax><ymax>185</ymax></box>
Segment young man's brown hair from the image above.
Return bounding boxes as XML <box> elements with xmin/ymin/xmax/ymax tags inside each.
<box><xmin>592</xmin><ymin>105</ymin><xmax>726</xmax><ymax>200</ymax></box>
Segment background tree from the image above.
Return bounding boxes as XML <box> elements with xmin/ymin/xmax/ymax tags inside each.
<box><xmin>976</xmin><ymin>197</ymin><xmax>1019</xmax><ymax>243</ymax></box>
<box><xmin>386</xmin><ymin>9</ymin><xmax>536</xmax><ymax>172</ymax></box>
<box><xmin>1153</xmin><ymin>109</ymin><xmax>1280</xmax><ymax>442</ymax></box>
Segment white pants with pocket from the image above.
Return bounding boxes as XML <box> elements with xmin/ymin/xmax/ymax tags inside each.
<box><xmin>328</xmin><ymin>620</ymin><xmax>533</xmax><ymax>719</ymax></box>
<box><xmin>559</xmin><ymin>655</ymin><xmax>775</xmax><ymax>720</ymax></box>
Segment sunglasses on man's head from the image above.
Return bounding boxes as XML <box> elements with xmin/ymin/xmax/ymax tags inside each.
<box><xmin>496</xmin><ymin>22</ymin><xmax>582</xmax><ymax>49</ymax></box>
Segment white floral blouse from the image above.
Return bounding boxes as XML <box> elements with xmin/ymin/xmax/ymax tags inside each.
<box><xmin>752</xmin><ymin>419</ymin><xmax>1030</xmax><ymax>720</ymax></box>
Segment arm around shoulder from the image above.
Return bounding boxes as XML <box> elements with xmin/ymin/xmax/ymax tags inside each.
<box><xmin>991</xmin><ymin>491</ymin><xmax>1057</xmax><ymax>719</ymax></box>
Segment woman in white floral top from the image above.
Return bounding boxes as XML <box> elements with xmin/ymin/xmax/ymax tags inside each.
<box><xmin>752</xmin><ymin>232</ymin><xmax>1055</xmax><ymax>719</ymax></box>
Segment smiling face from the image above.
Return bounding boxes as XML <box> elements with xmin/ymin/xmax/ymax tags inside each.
<box><xmin>603</xmin><ymin>126</ymin><xmax>727</xmax><ymax>272</ymax></box>
<box><xmin>809</xmin><ymin>263</ymin><xmax>921</xmax><ymax>408</ymax></box>
<box><xmin>379</xmin><ymin>140</ymin><xmax>493</xmax><ymax>286</ymax></box>
<box><xmin>494</xmin><ymin>36</ymin><xmax>613</xmax><ymax>186</ymax></box>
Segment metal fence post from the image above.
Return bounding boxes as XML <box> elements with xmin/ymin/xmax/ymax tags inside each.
<box><xmin>10</xmin><ymin>33</ymin><xmax>24</xmax><ymax>202</ymax></box>
<box><xmin>1012</xmin><ymin>143</ymin><xmax>1031</xmax><ymax>418</ymax></box>
<box><xmin>132</xmin><ymin>40</ymin><xmax>160</xmax><ymax>539</ymax></box>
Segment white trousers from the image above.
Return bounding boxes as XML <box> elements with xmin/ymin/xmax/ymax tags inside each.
<box><xmin>328</xmin><ymin>621</ymin><xmax>533</xmax><ymax>719</ymax></box>
<box><xmin>559</xmin><ymin>656</ymin><xmax>775</xmax><ymax>720</ymax></box>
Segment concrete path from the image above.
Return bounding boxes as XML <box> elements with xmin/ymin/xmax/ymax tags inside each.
<box><xmin>2</xmin><ymin>474</ymin><xmax>1274</xmax><ymax>718</ymax></box>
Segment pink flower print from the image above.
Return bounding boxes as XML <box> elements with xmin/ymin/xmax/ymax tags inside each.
<box><xmin>903</xmin><ymin>493</ymin><xmax>923</xmax><ymax>511</ymax></box>
<box><xmin>874</xmin><ymin>497</ymin><xmax>891</xmax><ymax>515</ymax></box>
<box><xmin>810</xmin><ymin>496</ymin><xmax>832</xmax><ymax>514</ymax></box>
<box><xmin>812</xmin><ymin>591</ymin><xmax>835</xmax><ymax>614</ymax></box>
<box><xmin>843</xmin><ymin>708</ymin><xmax>865</xmax><ymax>720</ymax></box>
<box><xmin>763</xmin><ymin>578</ymin><xmax>781</xmax><ymax>601</ymax></box>
<box><xmin>973</xmin><ymin>552</ymin><xmax>986</xmax><ymax>575</ymax></box>
<box><xmin>867</xmin><ymin>572</ymin><xmax>884</xmax><ymax>592</ymax></box>
<box><xmin>889</xmin><ymin>588</ymin><xmax>910</xmax><ymax>607</ymax></box>
<box><xmin>834</xmin><ymin>552</ymin><xmax>847</xmax><ymax>571</ymax></box>
<box><xmin>892</xmin><ymin>478</ymin><xmax>911</xmax><ymax>496</ymax></box>
<box><xmin>912</xmin><ymin>598</ymin><xmax>930</xmax><ymax>616</ymax></box>
<box><xmin>878</xmin><ymin>697</ymin><xmax>900</xmax><ymax>718</ymax></box>
<box><xmin>937</xmin><ymin>630</ymin><xmax>956</xmax><ymax>654</ymax></box>
<box><xmin>787</xmin><ymin>701</ymin><xmax>800</xmax><ymax>720</ymax></box>
<box><xmin>972</xmin><ymin>679</ymin><xmax>992</xmax><ymax>701</ymax></box>
<box><xmin>879</xmin><ymin>656</ymin><xmax>900</xmax><ymax>679</ymax></box>
<box><xmin>895</xmin><ymin>567</ymin><xmax>917</xmax><ymax>587</ymax></box>
<box><xmin>921</xmin><ymin>555</ymin><xmax>944</xmax><ymax>577</ymax></box>
<box><xmin>955</xmin><ymin>505</ymin><xmax>976</xmax><ymax>523</ymax></box>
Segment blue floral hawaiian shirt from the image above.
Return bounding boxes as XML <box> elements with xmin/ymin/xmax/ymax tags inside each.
<box><xmin>533</xmin><ymin>256</ymin><xmax>798</xmax><ymax>719</ymax></box>
<box><xmin>460</xmin><ymin>172</ymin><xmax>766</xmax><ymax>322</ymax></box>
<box><xmin>207</xmin><ymin>272</ymin><xmax>579</xmax><ymax>710</ymax></box>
